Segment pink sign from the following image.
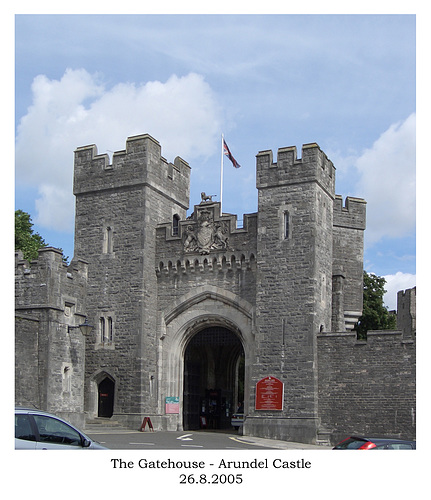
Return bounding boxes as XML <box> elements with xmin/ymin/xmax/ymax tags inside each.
<box><xmin>255</xmin><ymin>376</ymin><xmax>283</xmax><ymax>410</ymax></box>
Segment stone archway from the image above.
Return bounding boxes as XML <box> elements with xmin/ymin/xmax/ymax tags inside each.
<box><xmin>160</xmin><ymin>285</ymin><xmax>254</xmax><ymax>431</ymax></box>
<box><xmin>183</xmin><ymin>326</ymin><xmax>244</xmax><ymax>430</ymax></box>
<box><xmin>87</xmin><ymin>370</ymin><xmax>117</xmax><ymax>419</ymax></box>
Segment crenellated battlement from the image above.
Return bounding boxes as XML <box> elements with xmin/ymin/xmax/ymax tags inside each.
<box><xmin>256</xmin><ymin>142</ymin><xmax>336</xmax><ymax>196</ymax></box>
<box><xmin>16</xmin><ymin>131</ymin><xmax>416</xmax><ymax>444</ymax></box>
<box><xmin>156</xmin><ymin>251</ymin><xmax>256</xmax><ymax>277</ymax></box>
<box><xmin>15</xmin><ymin>249</ymin><xmax>89</xmax><ymax>423</ymax></box>
<box><xmin>156</xmin><ymin>201</ymin><xmax>258</xmax><ymax>272</ymax></box>
<box><xmin>73</xmin><ymin>134</ymin><xmax>190</xmax><ymax>210</ymax></box>
<box><xmin>333</xmin><ymin>195</ymin><xmax>366</xmax><ymax>230</ymax></box>
<box><xmin>397</xmin><ymin>287</ymin><xmax>416</xmax><ymax>337</ymax></box>
<box><xmin>15</xmin><ymin>247</ymin><xmax>88</xmax><ymax>316</ymax></box>
<box><xmin>318</xmin><ymin>324</ymin><xmax>415</xmax><ymax>443</ymax></box>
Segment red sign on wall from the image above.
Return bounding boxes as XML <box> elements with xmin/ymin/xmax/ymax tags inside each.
<box><xmin>255</xmin><ymin>376</ymin><xmax>284</xmax><ymax>411</ymax></box>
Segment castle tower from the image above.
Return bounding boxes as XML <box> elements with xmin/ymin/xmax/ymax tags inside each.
<box><xmin>248</xmin><ymin>143</ymin><xmax>336</xmax><ymax>442</ymax></box>
<box><xmin>73</xmin><ymin>134</ymin><xmax>190</xmax><ymax>421</ymax></box>
<box><xmin>70</xmin><ymin>134</ymin><xmax>366</xmax><ymax>442</ymax></box>
<box><xmin>15</xmin><ymin>247</ymin><xmax>89</xmax><ymax>428</ymax></box>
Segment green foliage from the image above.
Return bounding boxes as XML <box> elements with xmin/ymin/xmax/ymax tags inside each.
<box><xmin>15</xmin><ymin>209</ymin><xmax>47</xmax><ymax>261</ymax></box>
<box><xmin>354</xmin><ymin>271</ymin><xmax>397</xmax><ymax>339</ymax></box>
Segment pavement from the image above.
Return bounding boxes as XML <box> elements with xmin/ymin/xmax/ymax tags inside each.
<box><xmin>234</xmin><ymin>435</ymin><xmax>331</xmax><ymax>450</ymax></box>
<box><xmin>85</xmin><ymin>422</ymin><xmax>332</xmax><ymax>450</ymax></box>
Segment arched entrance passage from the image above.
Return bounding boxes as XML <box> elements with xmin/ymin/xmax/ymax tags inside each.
<box><xmin>162</xmin><ymin>285</ymin><xmax>254</xmax><ymax>431</ymax></box>
<box><xmin>183</xmin><ymin>326</ymin><xmax>244</xmax><ymax>430</ymax></box>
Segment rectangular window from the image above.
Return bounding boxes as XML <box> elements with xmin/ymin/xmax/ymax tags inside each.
<box><xmin>172</xmin><ymin>214</ymin><xmax>180</xmax><ymax>236</ymax></box>
<box><xmin>97</xmin><ymin>314</ymin><xmax>116</xmax><ymax>348</ymax></box>
<box><xmin>103</xmin><ymin>226</ymin><xmax>113</xmax><ymax>253</ymax></box>
<box><xmin>99</xmin><ymin>315</ymin><xmax>114</xmax><ymax>346</ymax></box>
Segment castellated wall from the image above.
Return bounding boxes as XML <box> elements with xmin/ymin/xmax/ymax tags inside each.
<box><xmin>155</xmin><ymin>201</ymin><xmax>258</xmax><ymax>308</ymax></box>
<box><xmin>256</xmin><ymin>143</ymin><xmax>336</xmax><ymax>193</ymax></box>
<box><xmin>250</xmin><ymin>143</ymin><xmax>337</xmax><ymax>442</ymax></box>
<box><xmin>155</xmin><ymin>202</ymin><xmax>258</xmax><ymax>430</ymax></box>
<box><xmin>317</xmin><ymin>312</ymin><xmax>416</xmax><ymax>445</ymax></box>
<box><xmin>73</xmin><ymin>134</ymin><xmax>191</xmax><ymax>423</ymax></box>
<box><xmin>15</xmin><ymin>247</ymin><xmax>89</xmax><ymax>428</ymax></box>
<box><xmin>332</xmin><ymin>195</ymin><xmax>367</xmax><ymax>331</ymax></box>
<box><xmin>73</xmin><ymin>134</ymin><xmax>190</xmax><ymax>207</ymax></box>
<box><xmin>397</xmin><ymin>287</ymin><xmax>416</xmax><ymax>338</ymax></box>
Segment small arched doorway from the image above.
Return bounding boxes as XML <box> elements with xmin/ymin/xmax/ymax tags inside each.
<box><xmin>183</xmin><ymin>326</ymin><xmax>244</xmax><ymax>430</ymax></box>
<box><xmin>98</xmin><ymin>376</ymin><xmax>115</xmax><ymax>418</ymax></box>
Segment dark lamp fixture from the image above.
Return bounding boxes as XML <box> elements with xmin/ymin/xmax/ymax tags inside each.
<box><xmin>68</xmin><ymin>318</ymin><xmax>94</xmax><ymax>336</ymax></box>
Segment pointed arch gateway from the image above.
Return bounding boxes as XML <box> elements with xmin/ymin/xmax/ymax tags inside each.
<box><xmin>183</xmin><ymin>325</ymin><xmax>244</xmax><ymax>430</ymax></box>
<box><xmin>160</xmin><ymin>285</ymin><xmax>255</xmax><ymax>431</ymax></box>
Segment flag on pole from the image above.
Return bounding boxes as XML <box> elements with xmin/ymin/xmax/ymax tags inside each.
<box><xmin>223</xmin><ymin>138</ymin><xmax>241</xmax><ymax>168</ymax></box>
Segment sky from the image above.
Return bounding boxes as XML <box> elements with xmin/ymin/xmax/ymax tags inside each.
<box><xmin>14</xmin><ymin>13</ymin><xmax>417</xmax><ymax>310</ymax></box>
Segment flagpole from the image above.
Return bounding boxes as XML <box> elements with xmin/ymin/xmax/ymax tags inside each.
<box><xmin>220</xmin><ymin>133</ymin><xmax>224</xmax><ymax>214</ymax></box>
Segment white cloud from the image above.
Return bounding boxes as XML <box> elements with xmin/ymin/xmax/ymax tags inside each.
<box><xmin>355</xmin><ymin>113</ymin><xmax>416</xmax><ymax>246</ymax></box>
<box><xmin>34</xmin><ymin>184</ymin><xmax>73</xmax><ymax>234</ymax></box>
<box><xmin>15</xmin><ymin>69</ymin><xmax>222</xmax><ymax>232</ymax></box>
<box><xmin>383</xmin><ymin>271</ymin><xmax>416</xmax><ymax>311</ymax></box>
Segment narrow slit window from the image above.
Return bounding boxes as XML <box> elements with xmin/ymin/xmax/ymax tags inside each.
<box><xmin>106</xmin><ymin>226</ymin><xmax>113</xmax><ymax>253</ymax></box>
<box><xmin>284</xmin><ymin>211</ymin><xmax>290</xmax><ymax>239</ymax></box>
<box><xmin>108</xmin><ymin>317</ymin><xmax>113</xmax><ymax>343</ymax></box>
<box><xmin>100</xmin><ymin>317</ymin><xmax>105</xmax><ymax>343</ymax></box>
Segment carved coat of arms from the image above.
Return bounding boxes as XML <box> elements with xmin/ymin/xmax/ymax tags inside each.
<box><xmin>183</xmin><ymin>209</ymin><xmax>229</xmax><ymax>254</ymax></box>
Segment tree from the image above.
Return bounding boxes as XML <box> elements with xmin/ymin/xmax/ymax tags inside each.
<box><xmin>354</xmin><ymin>271</ymin><xmax>397</xmax><ymax>339</ymax></box>
<box><xmin>15</xmin><ymin>209</ymin><xmax>47</xmax><ymax>261</ymax></box>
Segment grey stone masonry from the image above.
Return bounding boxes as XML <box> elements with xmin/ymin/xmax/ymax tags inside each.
<box><xmin>397</xmin><ymin>287</ymin><xmax>416</xmax><ymax>338</ymax></box>
<box><xmin>251</xmin><ymin>143</ymin><xmax>337</xmax><ymax>442</ymax></box>
<box><xmin>318</xmin><ymin>324</ymin><xmax>416</xmax><ymax>444</ymax></box>
<box><xmin>73</xmin><ymin>134</ymin><xmax>190</xmax><ymax>423</ymax></box>
<box><xmin>15</xmin><ymin>247</ymin><xmax>89</xmax><ymax>428</ymax></box>
<box><xmin>72</xmin><ymin>135</ymin><xmax>370</xmax><ymax>439</ymax></box>
<box><xmin>15</xmin><ymin>133</ymin><xmax>416</xmax><ymax>445</ymax></box>
<box><xmin>333</xmin><ymin>195</ymin><xmax>366</xmax><ymax>330</ymax></box>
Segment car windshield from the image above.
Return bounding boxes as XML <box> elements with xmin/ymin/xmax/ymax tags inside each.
<box><xmin>334</xmin><ymin>438</ymin><xmax>368</xmax><ymax>449</ymax></box>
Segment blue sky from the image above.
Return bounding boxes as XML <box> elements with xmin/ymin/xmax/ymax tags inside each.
<box><xmin>14</xmin><ymin>13</ymin><xmax>416</xmax><ymax>309</ymax></box>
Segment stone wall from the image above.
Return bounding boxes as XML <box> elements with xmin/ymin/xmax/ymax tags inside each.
<box><xmin>249</xmin><ymin>143</ymin><xmax>337</xmax><ymax>442</ymax></box>
<box><xmin>73</xmin><ymin>134</ymin><xmax>191</xmax><ymax>422</ymax></box>
<box><xmin>15</xmin><ymin>247</ymin><xmax>88</xmax><ymax>428</ymax></box>
<box><xmin>317</xmin><ymin>327</ymin><xmax>416</xmax><ymax>445</ymax></box>
<box><xmin>397</xmin><ymin>287</ymin><xmax>416</xmax><ymax>338</ymax></box>
<box><xmin>156</xmin><ymin>201</ymin><xmax>258</xmax><ymax>308</ymax></box>
<box><xmin>332</xmin><ymin>195</ymin><xmax>367</xmax><ymax>330</ymax></box>
<box><xmin>15</xmin><ymin>133</ymin><xmax>414</xmax><ymax>446</ymax></box>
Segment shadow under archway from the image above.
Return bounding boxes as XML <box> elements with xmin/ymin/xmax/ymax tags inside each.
<box><xmin>183</xmin><ymin>326</ymin><xmax>244</xmax><ymax>431</ymax></box>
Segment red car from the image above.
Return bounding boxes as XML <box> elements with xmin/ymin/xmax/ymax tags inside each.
<box><xmin>333</xmin><ymin>436</ymin><xmax>416</xmax><ymax>450</ymax></box>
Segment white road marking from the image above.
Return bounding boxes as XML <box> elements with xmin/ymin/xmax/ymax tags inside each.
<box><xmin>177</xmin><ymin>434</ymin><xmax>193</xmax><ymax>441</ymax></box>
<box><xmin>129</xmin><ymin>442</ymin><xmax>155</xmax><ymax>445</ymax></box>
<box><xmin>229</xmin><ymin>436</ymin><xmax>261</xmax><ymax>446</ymax></box>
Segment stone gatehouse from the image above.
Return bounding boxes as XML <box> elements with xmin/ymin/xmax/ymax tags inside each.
<box><xmin>15</xmin><ymin>133</ymin><xmax>416</xmax><ymax>444</ymax></box>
